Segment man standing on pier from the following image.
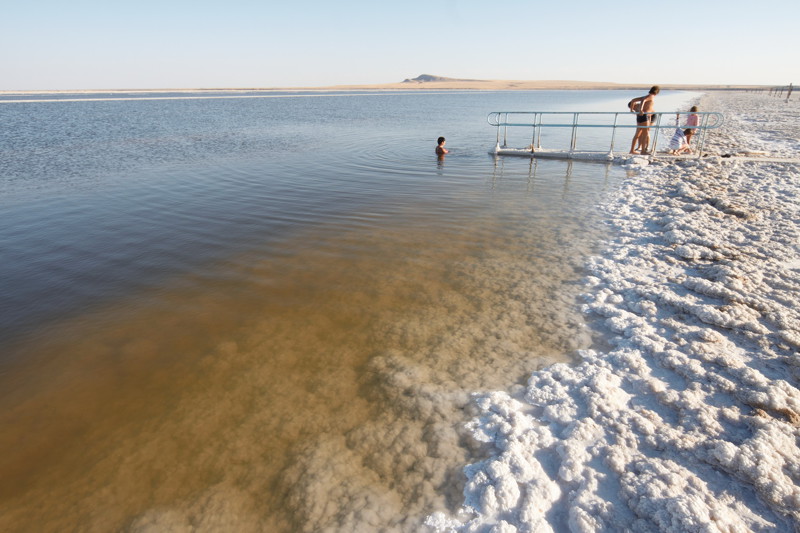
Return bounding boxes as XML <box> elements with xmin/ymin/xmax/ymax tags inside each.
<box><xmin>628</xmin><ymin>86</ymin><xmax>660</xmax><ymax>154</ymax></box>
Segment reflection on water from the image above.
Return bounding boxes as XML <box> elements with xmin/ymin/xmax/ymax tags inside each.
<box><xmin>0</xmin><ymin>90</ymin><xmax>659</xmax><ymax>532</ymax></box>
<box><xmin>0</xmin><ymin>174</ymin><xmax>612</xmax><ymax>531</ymax></box>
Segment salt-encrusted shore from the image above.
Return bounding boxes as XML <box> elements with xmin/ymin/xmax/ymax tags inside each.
<box><xmin>429</xmin><ymin>92</ymin><xmax>800</xmax><ymax>532</ymax></box>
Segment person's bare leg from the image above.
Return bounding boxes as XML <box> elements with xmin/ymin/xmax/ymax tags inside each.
<box><xmin>630</xmin><ymin>127</ymin><xmax>643</xmax><ymax>154</ymax></box>
<box><xmin>639</xmin><ymin>124</ymin><xmax>652</xmax><ymax>154</ymax></box>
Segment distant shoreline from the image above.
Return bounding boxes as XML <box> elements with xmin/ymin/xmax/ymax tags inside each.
<box><xmin>0</xmin><ymin>80</ymin><xmax>775</xmax><ymax>95</ymax></box>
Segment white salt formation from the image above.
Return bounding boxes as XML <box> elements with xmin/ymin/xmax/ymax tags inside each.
<box><xmin>429</xmin><ymin>92</ymin><xmax>800</xmax><ymax>532</ymax></box>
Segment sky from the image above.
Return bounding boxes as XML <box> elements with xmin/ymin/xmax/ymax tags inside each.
<box><xmin>2</xmin><ymin>0</ymin><xmax>798</xmax><ymax>91</ymax></box>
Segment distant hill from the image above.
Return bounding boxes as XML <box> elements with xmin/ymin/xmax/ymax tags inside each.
<box><xmin>402</xmin><ymin>74</ymin><xmax>484</xmax><ymax>83</ymax></box>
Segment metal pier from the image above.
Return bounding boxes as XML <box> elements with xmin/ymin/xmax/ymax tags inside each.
<box><xmin>488</xmin><ymin>111</ymin><xmax>725</xmax><ymax>161</ymax></box>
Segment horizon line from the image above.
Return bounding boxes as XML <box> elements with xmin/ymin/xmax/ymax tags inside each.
<box><xmin>0</xmin><ymin>78</ymin><xmax>787</xmax><ymax>95</ymax></box>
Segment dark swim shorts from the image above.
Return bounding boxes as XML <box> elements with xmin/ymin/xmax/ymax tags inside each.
<box><xmin>636</xmin><ymin>113</ymin><xmax>654</xmax><ymax>125</ymax></box>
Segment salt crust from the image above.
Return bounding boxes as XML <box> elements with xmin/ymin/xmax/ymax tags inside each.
<box><xmin>429</xmin><ymin>93</ymin><xmax>800</xmax><ymax>532</ymax></box>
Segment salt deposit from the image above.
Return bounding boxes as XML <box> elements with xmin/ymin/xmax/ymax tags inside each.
<box><xmin>429</xmin><ymin>92</ymin><xmax>800</xmax><ymax>532</ymax></box>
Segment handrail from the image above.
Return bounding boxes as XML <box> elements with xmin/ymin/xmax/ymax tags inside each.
<box><xmin>488</xmin><ymin>111</ymin><xmax>725</xmax><ymax>158</ymax></box>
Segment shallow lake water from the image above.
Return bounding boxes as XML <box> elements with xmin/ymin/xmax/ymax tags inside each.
<box><xmin>0</xmin><ymin>89</ymin><xmax>695</xmax><ymax>531</ymax></box>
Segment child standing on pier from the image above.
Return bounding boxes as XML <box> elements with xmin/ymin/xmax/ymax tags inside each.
<box><xmin>684</xmin><ymin>106</ymin><xmax>700</xmax><ymax>145</ymax></box>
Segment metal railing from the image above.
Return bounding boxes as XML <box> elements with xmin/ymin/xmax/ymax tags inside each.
<box><xmin>487</xmin><ymin>111</ymin><xmax>725</xmax><ymax>157</ymax></box>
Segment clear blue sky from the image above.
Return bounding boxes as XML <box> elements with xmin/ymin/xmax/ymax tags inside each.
<box><xmin>2</xmin><ymin>0</ymin><xmax>797</xmax><ymax>90</ymax></box>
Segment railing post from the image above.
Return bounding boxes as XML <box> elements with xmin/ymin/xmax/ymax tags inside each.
<box><xmin>570</xmin><ymin>113</ymin><xmax>578</xmax><ymax>152</ymax></box>
<box><xmin>503</xmin><ymin>113</ymin><xmax>508</xmax><ymax>148</ymax></box>
<box><xmin>649</xmin><ymin>113</ymin><xmax>661</xmax><ymax>155</ymax></box>
<box><xmin>609</xmin><ymin>113</ymin><xmax>619</xmax><ymax>154</ymax></box>
<box><xmin>535</xmin><ymin>113</ymin><xmax>542</xmax><ymax>149</ymax></box>
<box><xmin>696</xmin><ymin>113</ymin><xmax>708</xmax><ymax>158</ymax></box>
<box><xmin>493</xmin><ymin>113</ymin><xmax>501</xmax><ymax>151</ymax></box>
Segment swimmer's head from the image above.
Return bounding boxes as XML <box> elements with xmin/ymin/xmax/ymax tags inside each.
<box><xmin>437</xmin><ymin>137</ymin><xmax>446</xmax><ymax>145</ymax></box>
<box><xmin>650</xmin><ymin>86</ymin><xmax>661</xmax><ymax>95</ymax></box>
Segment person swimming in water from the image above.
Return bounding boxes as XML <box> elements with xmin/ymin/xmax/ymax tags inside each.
<box><xmin>435</xmin><ymin>136</ymin><xmax>449</xmax><ymax>155</ymax></box>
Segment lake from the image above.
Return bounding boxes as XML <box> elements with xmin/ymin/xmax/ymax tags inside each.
<box><xmin>0</xmin><ymin>89</ymin><xmax>695</xmax><ymax>531</ymax></box>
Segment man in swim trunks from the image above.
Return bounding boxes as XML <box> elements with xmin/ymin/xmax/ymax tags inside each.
<box><xmin>628</xmin><ymin>86</ymin><xmax>660</xmax><ymax>154</ymax></box>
